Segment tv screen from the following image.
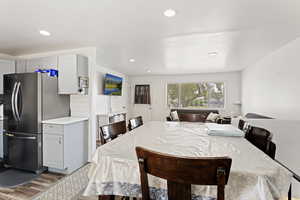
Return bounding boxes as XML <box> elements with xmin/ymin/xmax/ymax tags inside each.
<box><xmin>103</xmin><ymin>73</ymin><xmax>123</xmax><ymax>96</ymax></box>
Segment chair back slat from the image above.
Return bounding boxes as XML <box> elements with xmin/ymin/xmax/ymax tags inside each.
<box><xmin>128</xmin><ymin>116</ymin><xmax>143</xmax><ymax>131</ymax></box>
<box><xmin>238</xmin><ymin>119</ymin><xmax>245</xmax><ymax>130</ymax></box>
<box><xmin>267</xmin><ymin>141</ymin><xmax>276</xmax><ymax>159</ymax></box>
<box><xmin>100</xmin><ymin>121</ymin><xmax>127</xmax><ymax>144</ymax></box>
<box><xmin>167</xmin><ymin>181</ymin><xmax>191</xmax><ymax>200</ymax></box>
<box><xmin>136</xmin><ymin>147</ymin><xmax>232</xmax><ymax>200</ymax></box>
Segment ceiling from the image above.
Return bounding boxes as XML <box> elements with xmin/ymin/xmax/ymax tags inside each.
<box><xmin>1</xmin><ymin>0</ymin><xmax>300</xmax><ymax>75</ymax></box>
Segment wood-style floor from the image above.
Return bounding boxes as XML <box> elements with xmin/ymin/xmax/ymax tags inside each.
<box><xmin>0</xmin><ymin>171</ymin><xmax>65</xmax><ymax>200</ymax></box>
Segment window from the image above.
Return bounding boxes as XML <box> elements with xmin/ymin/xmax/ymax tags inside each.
<box><xmin>167</xmin><ymin>82</ymin><xmax>225</xmax><ymax>108</ymax></box>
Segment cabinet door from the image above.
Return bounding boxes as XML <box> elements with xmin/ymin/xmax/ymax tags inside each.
<box><xmin>26</xmin><ymin>56</ymin><xmax>58</xmax><ymax>72</ymax></box>
<box><xmin>15</xmin><ymin>60</ymin><xmax>27</xmax><ymax>73</ymax></box>
<box><xmin>26</xmin><ymin>57</ymin><xmax>43</xmax><ymax>72</ymax></box>
<box><xmin>77</xmin><ymin>55</ymin><xmax>88</xmax><ymax>77</ymax></box>
<box><xmin>43</xmin><ymin>134</ymin><xmax>64</xmax><ymax>169</ymax></box>
<box><xmin>0</xmin><ymin>59</ymin><xmax>15</xmax><ymax>94</ymax></box>
<box><xmin>58</xmin><ymin>55</ymin><xmax>78</xmax><ymax>94</ymax></box>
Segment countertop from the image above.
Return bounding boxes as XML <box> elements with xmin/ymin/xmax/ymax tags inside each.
<box><xmin>42</xmin><ymin>117</ymin><xmax>89</xmax><ymax>125</ymax></box>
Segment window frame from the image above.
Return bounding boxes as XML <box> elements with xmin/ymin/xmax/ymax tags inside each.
<box><xmin>166</xmin><ymin>81</ymin><xmax>226</xmax><ymax>110</ymax></box>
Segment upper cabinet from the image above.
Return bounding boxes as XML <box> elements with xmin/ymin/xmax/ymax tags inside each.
<box><xmin>26</xmin><ymin>56</ymin><xmax>58</xmax><ymax>72</ymax></box>
<box><xmin>58</xmin><ymin>55</ymin><xmax>88</xmax><ymax>95</ymax></box>
<box><xmin>15</xmin><ymin>60</ymin><xmax>27</xmax><ymax>73</ymax></box>
<box><xmin>15</xmin><ymin>54</ymin><xmax>89</xmax><ymax>95</ymax></box>
<box><xmin>0</xmin><ymin>59</ymin><xmax>15</xmax><ymax>94</ymax></box>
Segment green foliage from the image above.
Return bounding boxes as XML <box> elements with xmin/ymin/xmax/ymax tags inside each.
<box><xmin>167</xmin><ymin>82</ymin><xmax>224</xmax><ymax>108</ymax></box>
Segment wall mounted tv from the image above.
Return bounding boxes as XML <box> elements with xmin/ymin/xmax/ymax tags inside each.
<box><xmin>103</xmin><ymin>73</ymin><xmax>123</xmax><ymax>96</ymax></box>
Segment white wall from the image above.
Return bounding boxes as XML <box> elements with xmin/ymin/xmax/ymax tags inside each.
<box><xmin>242</xmin><ymin>37</ymin><xmax>300</xmax><ymax>197</ymax></box>
<box><xmin>93</xmin><ymin>67</ymin><xmax>129</xmax><ymax>116</ymax></box>
<box><xmin>242</xmin><ymin>37</ymin><xmax>300</xmax><ymax>119</ymax></box>
<box><xmin>128</xmin><ymin>71</ymin><xmax>241</xmax><ymax>121</ymax></box>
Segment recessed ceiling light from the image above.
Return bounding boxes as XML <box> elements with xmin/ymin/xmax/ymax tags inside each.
<box><xmin>146</xmin><ymin>69</ymin><xmax>151</xmax><ymax>73</ymax></box>
<box><xmin>208</xmin><ymin>52</ymin><xmax>218</xmax><ymax>56</ymax></box>
<box><xmin>129</xmin><ymin>58</ymin><xmax>135</xmax><ymax>63</ymax></box>
<box><xmin>39</xmin><ymin>30</ymin><xmax>51</xmax><ymax>36</ymax></box>
<box><xmin>164</xmin><ymin>9</ymin><xmax>176</xmax><ymax>17</ymax></box>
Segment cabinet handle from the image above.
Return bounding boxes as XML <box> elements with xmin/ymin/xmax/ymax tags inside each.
<box><xmin>59</xmin><ymin>137</ymin><xmax>62</xmax><ymax>144</ymax></box>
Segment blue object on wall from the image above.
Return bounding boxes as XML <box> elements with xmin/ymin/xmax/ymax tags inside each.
<box><xmin>49</xmin><ymin>69</ymin><xmax>58</xmax><ymax>77</ymax></box>
<box><xmin>35</xmin><ymin>69</ymin><xmax>58</xmax><ymax>77</ymax></box>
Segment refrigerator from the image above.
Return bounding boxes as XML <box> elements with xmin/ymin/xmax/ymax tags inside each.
<box><xmin>3</xmin><ymin>73</ymin><xmax>70</xmax><ymax>173</ymax></box>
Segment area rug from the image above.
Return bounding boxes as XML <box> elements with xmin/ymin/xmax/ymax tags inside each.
<box><xmin>0</xmin><ymin>170</ymin><xmax>64</xmax><ymax>200</ymax></box>
<box><xmin>0</xmin><ymin>168</ymin><xmax>39</xmax><ymax>188</ymax></box>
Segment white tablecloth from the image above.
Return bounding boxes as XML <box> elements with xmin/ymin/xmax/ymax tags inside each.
<box><xmin>84</xmin><ymin>121</ymin><xmax>292</xmax><ymax>200</ymax></box>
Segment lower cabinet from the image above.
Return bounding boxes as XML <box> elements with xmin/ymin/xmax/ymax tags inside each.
<box><xmin>43</xmin><ymin>134</ymin><xmax>64</xmax><ymax>169</ymax></box>
<box><xmin>42</xmin><ymin>120</ymin><xmax>88</xmax><ymax>174</ymax></box>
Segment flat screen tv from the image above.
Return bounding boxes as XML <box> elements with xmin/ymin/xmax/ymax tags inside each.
<box><xmin>103</xmin><ymin>73</ymin><xmax>123</xmax><ymax>96</ymax></box>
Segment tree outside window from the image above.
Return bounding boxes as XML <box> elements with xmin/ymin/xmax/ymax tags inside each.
<box><xmin>167</xmin><ymin>82</ymin><xmax>224</xmax><ymax>108</ymax></box>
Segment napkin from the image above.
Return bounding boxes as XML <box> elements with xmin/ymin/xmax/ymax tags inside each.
<box><xmin>206</xmin><ymin>123</ymin><xmax>245</xmax><ymax>137</ymax></box>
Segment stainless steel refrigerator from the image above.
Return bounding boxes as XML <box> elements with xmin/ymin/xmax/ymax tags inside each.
<box><xmin>3</xmin><ymin>73</ymin><xmax>70</xmax><ymax>173</ymax></box>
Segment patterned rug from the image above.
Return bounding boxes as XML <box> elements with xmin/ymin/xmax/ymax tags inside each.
<box><xmin>33</xmin><ymin>164</ymin><xmax>91</xmax><ymax>200</ymax></box>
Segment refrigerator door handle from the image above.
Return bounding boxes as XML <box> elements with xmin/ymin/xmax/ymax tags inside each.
<box><xmin>11</xmin><ymin>82</ymin><xmax>18</xmax><ymax>121</ymax></box>
<box><xmin>5</xmin><ymin>133</ymin><xmax>36</xmax><ymax>140</ymax></box>
<box><xmin>15</xmin><ymin>82</ymin><xmax>21</xmax><ymax>121</ymax></box>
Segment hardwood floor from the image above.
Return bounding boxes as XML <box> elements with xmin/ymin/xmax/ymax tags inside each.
<box><xmin>0</xmin><ymin>171</ymin><xmax>65</xmax><ymax>200</ymax></box>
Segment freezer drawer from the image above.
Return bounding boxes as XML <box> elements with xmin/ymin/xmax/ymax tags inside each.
<box><xmin>3</xmin><ymin>132</ymin><xmax>42</xmax><ymax>172</ymax></box>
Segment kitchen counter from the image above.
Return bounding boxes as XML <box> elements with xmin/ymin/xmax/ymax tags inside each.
<box><xmin>42</xmin><ymin>117</ymin><xmax>88</xmax><ymax>125</ymax></box>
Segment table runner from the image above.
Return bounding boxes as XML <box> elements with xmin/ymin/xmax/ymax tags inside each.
<box><xmin>84</xmin><ymin>121</ymin><xmax>292</xmax><ymax>200</ymax></box>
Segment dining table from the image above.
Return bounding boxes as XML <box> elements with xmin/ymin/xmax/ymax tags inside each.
<box><xmin>83</xmin><ymin>121</ymin><xmax>292</xmax><ymax>200</ymax></box>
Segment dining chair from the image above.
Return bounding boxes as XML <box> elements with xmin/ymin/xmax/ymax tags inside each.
<box><xmin>245</xmin><ymin>126</ymin><xmax>272</xmax><ymax>154</ymax></box>
<box><xmin>267</xmin><ymin>141</ymin><xmax>276</xmax><ymax>159</ymax></box>
<box><xmin>136</xmin><ymin>147</ymin><xmax>232</xmax><ymax>200</ymax></box>
<box><xmin>179</xmin><ymin>113</ymin><xmax>206</xmax><ymax>122</ymax></box>
<box><xmin>99</xmin><ymin>120</ymin><xmax>127</xmax><ymax>144</ymax></box>
<box><xmin>128</xmin><ymin>116</ymin><xmax>143</xmax><ymax>131</ymax></box>
<box><xmin>238</xmin><ymin>119</ymin><xmax>245</xmax><ymax>130</ymax></box>
<box><xmin>99</xmin><ymin>120</ymin><xmax>132</xmax><ymax>200</ymax></box>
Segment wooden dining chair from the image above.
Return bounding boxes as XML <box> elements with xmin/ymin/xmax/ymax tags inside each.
<box><xmin>267</xmin><ymin>141</ymin><xmax>276</xmax><ymax>159</ymax></box>
<box><xmin>179</xmin><ymin>113</ymin><xmax>206</xmax><ymax>122</ymax></box>
<box><xmin>99</xmin><ymin>120</ymin><xmax>132</xmax><ymax>200</ymax></box>
<box><xmin>136</xmin><ymin>147</ymin><xmax>232</xmax><ymax>200</ymax></box>
<box><xmin>99</xmin><ymin>120</ymin><xmax>127</xmax><ymax>144</ymax></box>
<box><xmin>128</xmin><ymin>116</ymin><xmax>143</xmax><ymax>131</ymax></box>
<box><xmin>245</xmin><ymin>126</ymin><xmax>272</xmax><ymax>154</ymax></box>
<box><xmin>238</xmin><ymin>119</ymin><xmax>245</xmax><ymax>130</ymax></box>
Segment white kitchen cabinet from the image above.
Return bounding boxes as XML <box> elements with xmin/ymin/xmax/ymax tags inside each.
<box><xmin>15</xmin><ymin>59</ymin><xmax>27</xmax><ymax>73</ymax></box>
<box><xmin>42</xmin><ymin>117</ymin><xmax>88</xmax><ymax>174</ymax></box>
<box><xmin>0</xmin><ymin>59</ymin><xmax>15</xmax><ymax>94</ymax></box>
<box><xmin>43</xmin><ymin>134</ymin><xmax>64</xmax><ymax>169</ymax></box>
<box><xmin>26</xmin><ymin>56</ymin><xmax>58</xmax><ymax>72</ymax></box>
<box><xmin>58</xmin><ymin>54</ymin><xmax>88</xmax><ymax>95</ymax></box>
